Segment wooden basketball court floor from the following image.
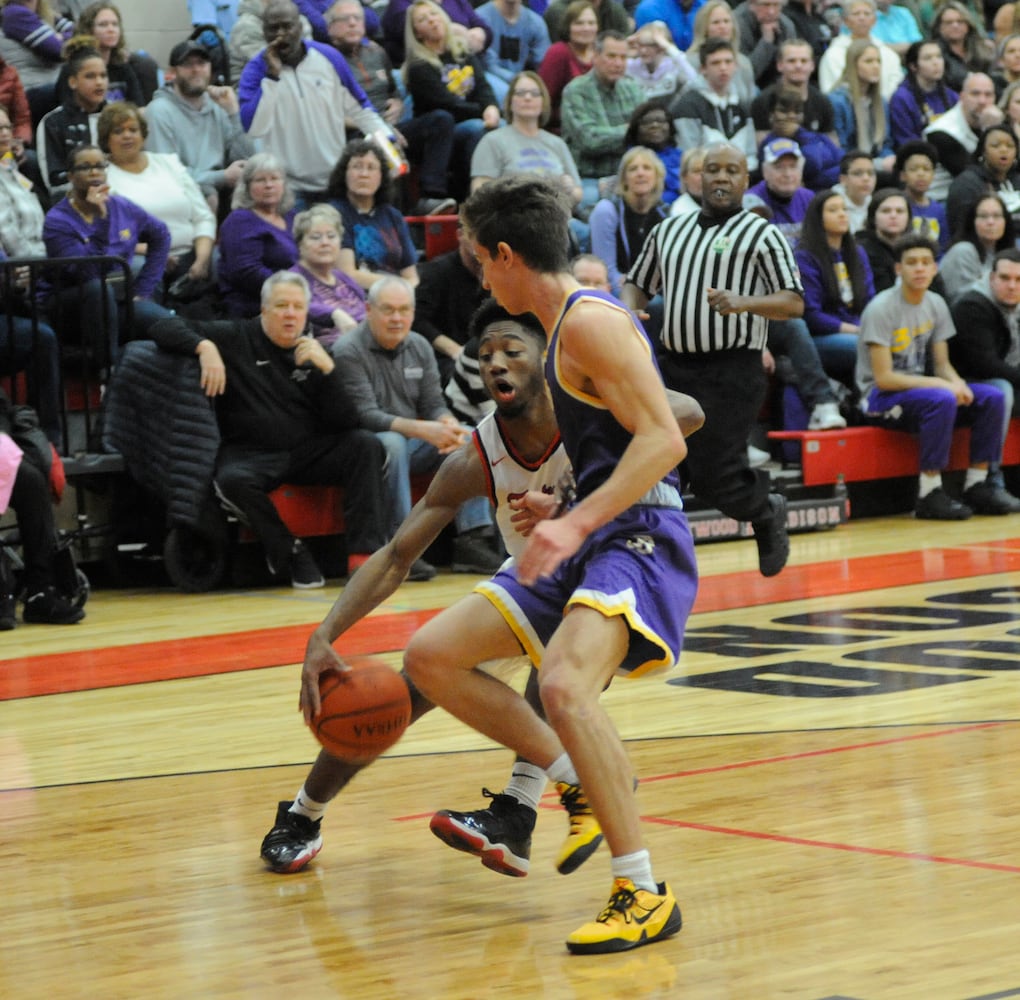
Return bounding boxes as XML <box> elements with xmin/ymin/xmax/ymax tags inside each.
<box><xmin>2</xmin><ymin>513</ymin><xmax>1019</xmax><ymax>1000</ymax></box>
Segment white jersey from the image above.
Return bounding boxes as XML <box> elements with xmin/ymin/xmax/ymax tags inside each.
<box><xmin>472</xmin><ymin>410</ymin><xmax>571</xmax><ymax>561</ymax></box>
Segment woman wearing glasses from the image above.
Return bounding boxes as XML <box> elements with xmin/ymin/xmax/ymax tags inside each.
<box><xmin>288</xmin><ymin>204</ymin><xmax>365</xmax><ymax>349</ymax></box>
<box><xmin>469</xmin><ymin>70</ymin><xmax>581</xmax><ymax>205</ymax></box>
<box><xmin>41</xmin><ymin>141</ymin><xmax>171</xmax><ymax>365</ymax></box>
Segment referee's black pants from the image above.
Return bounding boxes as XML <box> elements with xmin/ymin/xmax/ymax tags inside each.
<box><xmin>658</xmin><ymin>346</ymin><xmax>772</xmax><ymax>524</ymax></box>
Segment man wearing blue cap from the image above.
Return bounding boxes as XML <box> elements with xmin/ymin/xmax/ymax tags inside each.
<box><xmin>744</xmin><ymin>136</ymin><xmax>813</xmax><ymax>249</ymax></box>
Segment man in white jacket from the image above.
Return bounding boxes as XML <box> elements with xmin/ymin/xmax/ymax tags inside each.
<box><xmin>237</xmin><ymin>0</ymin><xmax>391</xmax><ymax>204</ymax></box>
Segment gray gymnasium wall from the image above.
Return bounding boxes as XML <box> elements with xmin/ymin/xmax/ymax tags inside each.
<box><xmin>81</xmin><ymin>2</ymin><xmax>195</xmax><ymax>71</ymax></box>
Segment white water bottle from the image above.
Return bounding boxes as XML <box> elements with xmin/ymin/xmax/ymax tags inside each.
<box><xmin>371</xmin><ymin>130</ymin><xmax>408</xmax><ymax>177</ymax></box>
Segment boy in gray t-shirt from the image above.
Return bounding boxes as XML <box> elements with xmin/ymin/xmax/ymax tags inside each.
<box><xmin>856</xmin><ymin>234</ymin><xmax>1019</xmax><ymax>519</ymax></box>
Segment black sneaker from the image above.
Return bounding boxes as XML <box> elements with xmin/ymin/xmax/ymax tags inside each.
<box><xmin>22</xmin><ymin>587</ymin><xmax>85</xmax><ymax>625</ymax></box>
<box><xmin>429</xmin><ymin>788</ymin><xmax>535</xmax><ymax>877</ymax></box>
<box><xmin>962</xmin><ymin>479</ymin><xmax>1020</xmax><ymax>515</ymax></box>
<box><xmin>290</xmin><ymin>540</ymin><xmax>325</xmax><ymax>589</ymax></box>
<box><xmin>0</xmin><ymin>593</ymin><xmax>16</xmax><ymax>631</ymax></box>
<box><xmin>260</xmin><ymin>801</ymin><xmax>324</xmax><ymax>873</ymax></box>
<box><xmin>915</xmin><ymin>487</ymin><xmax>972</xmax><ymax>521</ymax></box>
<box><xmin>407</xmin><ymin>557</ymin><xmax>436</xmax><ymax>582</ymax></box>
<box><xmin>751</xmin><ymin>493</ymin><xmax>789</xmax><ymax>578</ymax></box>
<box><xmin>451</xmin><ymin>527</ymin><xmax>505</xmax><ymax>574</ymax></box>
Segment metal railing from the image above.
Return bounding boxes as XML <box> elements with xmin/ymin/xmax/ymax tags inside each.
<box><xmin>1</xmin><ymin>254</ymin><xmax>134</xmax><ymax>461</ymax></box>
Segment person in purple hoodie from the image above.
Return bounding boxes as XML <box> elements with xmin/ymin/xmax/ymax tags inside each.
<box><xmin>795</xmin><ymin>188</ymin><xmax>875</xmax><ymax>388</ymax></box>
<box><xmin>41</xmin><ymin>141</ymin><xmax>172</xmax><ymax>367</ymax></box>
<box><xmin>743</xmin><ymin>136</ymin><xmax>813</xmax><ymax>248</ymax></box>
<box><xmin>889</xmin><ymin>40</ymin><xmax>958</xmax><ymax>147</ymax></box>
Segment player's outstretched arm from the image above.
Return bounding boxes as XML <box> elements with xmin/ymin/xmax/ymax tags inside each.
<box><xmin>300</xmin><ymin>443</ymin><xmax>488</xmax><ymax>721</ymax></box>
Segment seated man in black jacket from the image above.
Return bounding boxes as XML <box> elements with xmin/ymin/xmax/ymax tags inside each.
<box><xmin>413</xmin><ymin>220</ymin><xmax>489</xmax><ymax>387</ymax></box>
<box><xmin>949</xmin><ymin>247</ymin><xmax>1020</xmax><ymax>505</ymax></box>
<box><xmin>151</xmin><ymin>271</ymin><xmax>389</xmax><ymax>588</ymax></box>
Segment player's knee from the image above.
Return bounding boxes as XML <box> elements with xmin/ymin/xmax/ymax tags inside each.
<box><xmin>537</xmin><ymin>667</ymin><xmax>590</xmax><ymax>729</ymax></box>
<box><xmin>403</xmin><ymin>634</ymin><xmax>443</xmax><ymax>695</ymax></box>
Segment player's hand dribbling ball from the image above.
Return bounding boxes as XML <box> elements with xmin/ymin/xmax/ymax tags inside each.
<box><xmin>310</xmin><ymin>656</ymin><xmax>412</xmax><ymax>763</ymax></box>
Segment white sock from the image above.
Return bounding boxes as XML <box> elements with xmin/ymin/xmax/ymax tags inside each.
<box><xmin>503</xmin><ymin>762</ymin><xmax>546</xmax><ymax>811</ymax></box>
<box><xmin>964</xmin><ymin>467</ymin><xmax>986</xmax><ymax>491</ymax></box>
<box><xmin>545</xmin><ymin>752</ymin><xmax>579</xmax><ymax>787</ymax></box>
<box><xmin>918</xmin><ymin>472</ymin><xmax>941</xmax><ymax>498</ymax></box>
<box><xmin>611</xmin><ymin>849</ymin><xmax>657</xmax><ymax>894</ymax></box>
<box><xmin>290</xmin><ymin>787</ymin><xmax>328</xmax><ymax>823</ymax></box>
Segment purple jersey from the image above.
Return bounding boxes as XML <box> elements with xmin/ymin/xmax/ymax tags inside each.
<box><xmin>546</xmin><ymin>288</ymin><xmax>681</xmax><ymax>503</ymax></box>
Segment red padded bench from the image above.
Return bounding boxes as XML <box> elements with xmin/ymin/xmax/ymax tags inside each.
<box><xmin>260</xmin><ymin>474</ymin><xmax>435</xmax><ymax>540</ymax></box>
<box><xmin>403</xmin><ymin>214</ymin><xmax>459</xmax><ymax>258</ymax></box>
<box><xmin>769</xmin><ymin>418</ymin><xmax>1020</xmax><ymax>488</ymax></box>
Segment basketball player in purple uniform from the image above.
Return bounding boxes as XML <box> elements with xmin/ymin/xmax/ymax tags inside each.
<box><xmin>405</xmin><ymin>175</ymin><xmax>699</xmax><ymax>954</ymax></box>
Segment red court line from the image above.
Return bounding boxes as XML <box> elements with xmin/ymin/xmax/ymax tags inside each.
<box><xmin>630</xmin><ymin>721</ymin><xmax>1012</xmax><ymax>782</ymax></box>
<box><xmin>0</xmin><ymin>610</ymin><xmax>439</xmax><ymax>702</ymax></box>
<box><xmin>4</xmin><ymin>538</ymin><xmax>1019</xmax><ymax>701</ymax></box>
<box><xmin>645</xmin><ymin>817</ymin><xmax>1020</xmax><ymax>874</ymax></box>
<box><xmin>393</xmin><ymin>722</ymin><xmax>1019</xmax><ymax>874</ymax></box>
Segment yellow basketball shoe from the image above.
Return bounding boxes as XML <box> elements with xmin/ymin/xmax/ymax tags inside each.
<box><xmin>554</xmin><ymin>782</ymin><xmax>604</xmax><ymax>874</ymax></box>
<box><xmin>565</xmin><ymin>878</ymin><xmax>682</xmax><ymax>955</ymax></box>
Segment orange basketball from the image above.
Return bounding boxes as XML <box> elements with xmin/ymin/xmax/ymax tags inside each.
<box><xmin>311</xmin><ymin>656</ymin><xmax>412</xmax><ymax>763</ymax></box>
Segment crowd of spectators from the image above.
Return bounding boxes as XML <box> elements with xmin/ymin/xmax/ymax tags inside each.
<box><xmin>5</xmin><ymin>0</ymin><xmax>1020</xmax><ymax>616</ymax></box>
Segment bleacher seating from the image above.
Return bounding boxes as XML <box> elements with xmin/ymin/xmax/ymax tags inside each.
<box><xmin>769</xmin><ymin>419</ymin><xmax>1020</xmax><ymax>488</ymax></box>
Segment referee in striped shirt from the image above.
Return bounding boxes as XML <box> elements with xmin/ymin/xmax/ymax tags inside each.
<box><xmin>622</xmin><ymin>143</ymin><xmax>803</xmax><ymax>577</ymax></box>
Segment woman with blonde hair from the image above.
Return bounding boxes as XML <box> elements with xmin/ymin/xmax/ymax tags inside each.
<box><xmin>537</xmin><ymin>0</ymin><xmax>597</xmax><ymax>132</ymax></box>
<box><xmin>685</xmin><ymin>0</ymin><xmax>755</xmax><ymax>103</ymax></box>
<box><xmin>998</xmin><ymin>77</ymin><xmax>1020</xmax><ymax>147</ymax></box>
<box><xmin>994</xmin><ymin>34</ymin><xmax>1020</xmax><ymax>98</ymax></box>
<box><xmin>289</xmin><ymin>204</ymin><xmax>365</xmax><ymax>348</ymax></box>
<box><xmin>830</xmin><ymin>40</ymin><xmax>895</xmax><ymax>173</ymax></box>
<box><xmin>930</xmin><ymin>0</ymin><xmax>994</xmax><ymax>92</ymax></box>
<box><xmin>589</xmin><ymin>145</ymin><xmax>667</xmax><ymax>295</ymax></box>
<box><xmin>403</xmin><ymin>0</ymin><xmax>499</xmax><ymax>200</ymax></box>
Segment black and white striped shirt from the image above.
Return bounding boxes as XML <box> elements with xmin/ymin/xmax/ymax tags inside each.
<box><xmin>627</xmin><ymin>209</ymin><xmax>803</xmax><ymax>354</ymax></box>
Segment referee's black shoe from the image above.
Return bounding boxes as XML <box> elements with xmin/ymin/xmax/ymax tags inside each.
<box><xmin>752</xmin><ymin>493</ymin><xmax>789</xmax><ymax>577</ymax></box>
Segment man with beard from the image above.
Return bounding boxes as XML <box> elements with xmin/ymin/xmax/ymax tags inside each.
<box><xmin>624</xmin><ymin>141</ymin><xmax>803</xmax><ymax>577</ymax></box>
<box><xmin>146</xmin><ymin>39</ymin><xmax>254</xmax><ymax>214</ymax></box>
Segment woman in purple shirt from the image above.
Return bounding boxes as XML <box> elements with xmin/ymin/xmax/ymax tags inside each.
<box><xmin>794</xmin><ymin>188</ymin><xmax>875</xmax><ymax>389</ymax></box>
<box><xmin>289</xmin><ymin>204</ymin><xmax>366</xmax><ymax>351</ymax></box>
<box><xmin>42</xmin><ymin>141</ymin><xmax>171</xmax><ymax>366</ymax></box>
<box><xmin>888</xmin><ymin>40</ymin><xmax>958</xmax><ymax>147</ymax></box>
<box><xmin>218</xmin><ymin>153</ymin><xmax>298</xmax><ymax>317</ymax></box>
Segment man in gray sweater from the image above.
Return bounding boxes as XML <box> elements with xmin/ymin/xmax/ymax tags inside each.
<box><xmin>146</xmin><ymin>39</ymin><xmax>254</xmax><ymax>214</ymax></box>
